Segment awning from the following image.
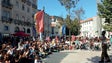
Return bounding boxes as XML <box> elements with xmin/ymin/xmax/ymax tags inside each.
<box><xmin>12</xmin><ymin>31</ymin><xmax>30</xmax><ymax>37</ymax></box>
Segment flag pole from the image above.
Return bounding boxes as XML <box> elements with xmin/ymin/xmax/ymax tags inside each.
<box><xmin>40</xmin><ymin>32</ymin><xmax>42</xmax><ymax>41</ymax></box>
<box><xmin>40</xmin><ymin>7</ymin><xmax>45</xmax><ymax>42</ymax></box>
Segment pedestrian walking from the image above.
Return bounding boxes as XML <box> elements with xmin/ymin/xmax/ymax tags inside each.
<box><xmin>99</xmin><ymin>31</ymin><xmax>111</xmax><ymax>62</ymax></box>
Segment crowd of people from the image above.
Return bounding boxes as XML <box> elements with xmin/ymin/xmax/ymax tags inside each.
<box><xmin>65</xmin><ymin>36</ymin><xmax>111</xmax><ymax>51</ymax></box>
<box><xmin>0</xmin><ymin>35</ymin><xmax>112</xmax><ymax>63</ymax></box>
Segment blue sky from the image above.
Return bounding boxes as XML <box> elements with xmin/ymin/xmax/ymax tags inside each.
<box><xmin>38</xmin><ymin>0</ymin><xmax>97</xmax><ymax>20</ymax></box>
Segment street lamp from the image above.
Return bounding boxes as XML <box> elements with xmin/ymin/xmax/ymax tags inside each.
<box><xmin>51</xmin><ymin>16</ymin><xmax>55</xmax><ymax>38</ymax></box>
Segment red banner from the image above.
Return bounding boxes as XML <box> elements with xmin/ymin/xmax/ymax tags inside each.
<box><xmin>35</xmin><ymin>11</ymin><xmax>44</xmax><ymax>33</ymax></box>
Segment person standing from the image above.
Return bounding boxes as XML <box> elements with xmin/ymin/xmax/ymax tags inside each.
<box><xmin>110</xmin><ymin>35</ymin><xmax>112</xmax><ymax>50</ymax></box>
<box><xmin>99</xmin><ymin>31</ymin><xmax>111</xmax><ymax>62</ymax></box>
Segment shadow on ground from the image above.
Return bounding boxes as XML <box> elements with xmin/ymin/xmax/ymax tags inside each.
<box><xmin>42</xmin><ymin>52</ymin><xmax>68</xmax><ymax>63</ymax></box>
<box><xmin>42</xmin><ymin>51</ymin><xmax>77</xmax><ymax>63</ymax></box>
<box><xmin>87</xmin><ymin>52</ymin><xmax>112</xmax><ymax>63</ymax></box>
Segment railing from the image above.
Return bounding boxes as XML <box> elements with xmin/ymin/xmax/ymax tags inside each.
<box><xmin>32</xmin><ymin>4</ymin><xmax>37</xmax><ymax>9</ymax></box>
<box><xmin>1</xmin><ymin>16</ymin><xmax>13</xmax><ymax>23</ymax></box>
<box><xmin>13</xmin><ymin>19</ymin><xmax>21</xmax><ymax>25</ymax></box>
<box><xmin>1</xmin><ymin>1</ymin><xmax>13</xmax><ymax>9</ymax></box>
<box><xmin>21</xmin><ymin>0</ymin><xmax>26</xmax><ymax>3</ymax></box>
<box><xmin>1</xmin><ymin>16</ymin><xmax>33</xmax><ymax>26</ymax></box>
<box><xmin>26</xmin><ymin>0</ymin><xmax>31</xmax><ymax>6</ymax></box>
<box><xmin>13</xmin><ymin>19</ymin><xmax>33</xmax><ymax>26</ymax></box>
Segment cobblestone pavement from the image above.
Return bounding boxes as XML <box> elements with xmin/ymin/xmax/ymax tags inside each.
<box><xmin>42</xmin><ymin>50</ymin><xmax>112</xmax><ymax>63</ymax></box>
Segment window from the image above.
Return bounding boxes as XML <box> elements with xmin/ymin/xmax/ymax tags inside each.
<box><xmin>3</xmin><ymin>0</ymin><xmax>10</xmax><ymax>3</ymax></box>
<box><xmin>16</xmin><ymin>14</ymin><xmax>19</xmax><ymax>20</ymax></box>
<box><xmin>27</xmin><ymin>7</ymin><xmax>30</xmax><ymax>12</ymax></box>
<box><xmin>2</xmin><ymin>10</ymin><xmax>10</xmax><ymax>18</ymax></box>
<box><xmin>23</xmin><ymin>28</ymin><xmax>26</xmax><ymax>33</ymax></box>
<box><xmin>15</xmin><ymin>27</ymin><xmax>20</xmax><ymax>32</ymax></box>
<box><xmin>22</xmin><ymin>16</ymin><xmax>25</xmax><ymax>21</ymax></box>
<box><xmin>7</xmin><ymin>12</ymin><xmax>10</xmax><ymax>18</ymax></box>
<box><xmin>22</xmin><ymin>4</ymin><xmax>25</xmax><ymax>10</ymax></box>
<box><xmin>16</xmin><ymin>1</ymin><xmax>19</xmax><ymax>8</ymax></box>
<box><xmin>89</xmin><ymin>22</ymin><xmax>90</xmax><ymax>24</ymax></box>
<box><xmin>4</xmin><ymin>26</ymin><xmax>9</xmax><ymax>31</ymax></box>
<box><xmin>32</xmin><ymin>0</ymin><xmax>36</xmax><ymax>4</ymax></box>
<box><xmin>27</xmin><ymin>29</ymin><xmax>30</xmax><ymax>33</ymax></box>
<box><xmin>90</xmin><ymin>21</ymin><xmax>91</xmax><ymax>24</ymax></box>
<box><xmin>2</xmin><ymin>10</ymin><xmax>7</xmax><ymax>17</ymax></box>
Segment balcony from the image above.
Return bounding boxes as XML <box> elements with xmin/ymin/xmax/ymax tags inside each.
<box><xmin>32</xmin><ymin>4</ymin><xmax>37</xmax><ymax>9</ymax></box>
<box><xmin>13</xmin><ymin>19</ymin><xmax>32</xmax><ymax>26</ymax></box>
<box><xmin>32</xmin><ymin>14</ymin><xmax>34</xmax><ymax>18</ymax></box>
<box><xmin>21</xmin><ymin>0</ymin><xmax>26</xmax><ymax>3</ymax></box>
<box><xmin>23</xmin><ymin>21</ymin><xmax>32</xmax><ymax>26</ymax></box>
<box><xmin>1</xmin><ymin>16</ymin><xmax>13</xmax><ymax>23</ymax></box>
<box><xmin>26</xmin><ymin>0</ymin><xmax>31</xmax><ymax>6</ymax></box>
<box><xmin>13</xmin><ymin>19</ymin><xmax>23</xmax><ymax>25</ymax></box>
<box><xmin>27</xmin><ymin>22</ymin><xmax>32</xmax><ymax>26</ymax></box>
<box><xmin>1</xmin><ymin>1</ymin><xmax>13</xmax><ymax>9</ymax></box>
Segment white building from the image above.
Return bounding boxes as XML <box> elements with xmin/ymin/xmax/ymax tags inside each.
<box><xmin>50</xmin><ymin>16</ymin><xmax>63</xmax><ymax>37</ymax></box>
<box><xmin>80</xmin><ymin>16</ymin><xmax>103</xmax><ymax>38</ymax></box>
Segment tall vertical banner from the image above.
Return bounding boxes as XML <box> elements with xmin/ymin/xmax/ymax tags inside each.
<box><xmin>62</xmin><ymin>24</ymin><xmax>66</xmax><ymax>40</ymax></box>
<box><xmin>34</xmin><ymin>10</ymin><xmax>44</xmax><ymax>41</ymax></box>
<box><xmin>32</xmin><ymin>26</ymin><xmax>37</xmax><ymax>41</ymax></box>
<box><xmin>62</xmin><ymin>24</ymin><xmax>66</xmax><ymax>36</ymax></box>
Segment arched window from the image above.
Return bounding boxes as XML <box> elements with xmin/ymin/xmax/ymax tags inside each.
<box><xmin>27</xmin><ymin>28</ymin><xmax>30</xmax><ymax>33</ymax></box>
<box><xmin>15</xmin><ymin>27</ymin><xmax>20</xmax><ymax>32</ymax></box>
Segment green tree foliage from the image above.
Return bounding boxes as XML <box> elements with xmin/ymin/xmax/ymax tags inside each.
<box><xmin>65</xmin><ymin>15</ymin><xmax>80</xmax><ymax>35</ymax></box>
<box><xmin>65</xmin><ymin>15</ymin><xmax>71</xmax><ymax>29</ymax></box>
<box><xmin>71</xmin><ymin>18</ymin><xmax>81</xmax><ymax>35</ymax></box>
<box><xmin>98</xmin><ymin>0</ymin><xmax>112</xmax><ymax>23</ymax></box>
<box><xmin>58</xmin><ymin>0</ymin><xmax>80</xmax><ymax>36</ymax></box>
<box><xmin>98</xmin><ymin>0</ymin><xmax>112</xmax><ymax>31</ymax></box>
<box><xmin>103</xmin><ymin>24</ymin><xmax>112</xmax><ymax>31</ymax></box>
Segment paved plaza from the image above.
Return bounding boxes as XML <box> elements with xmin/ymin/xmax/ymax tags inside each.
<box><xmin>42</xmin><ymin>50</ymin><xmax>112</xmax><ymax>63</ymax></box>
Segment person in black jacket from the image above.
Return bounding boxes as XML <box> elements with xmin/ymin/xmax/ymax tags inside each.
<box><xmin>99</xmin><ymin>31</ymin><xmax>111</xmax><ymax>63</ymax></box>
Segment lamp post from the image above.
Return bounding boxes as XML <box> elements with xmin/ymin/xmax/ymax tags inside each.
<box><xmin>51</xmin><ymin>16</ymin><xmax>54</xmax><ymax>38</ymax></box>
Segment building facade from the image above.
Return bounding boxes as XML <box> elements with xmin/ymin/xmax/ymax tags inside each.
<box><xmin>0</xmin><ymin>0</ymin><xmax>37</xmax><ymax>37</ymax></box>
<box><xmin>50</xmin><ymin>16</ymin><xmax>63</xmax><ymax>37</ymax></box>
<box><xmin>43</xmin><ymin>12</ymin><xmax>52</xmax><ymax>37</ymax></box>
<box><xmin>80</xmin><ymin>16</ymin><xmax>103</xmax><ymax>38</ymax></box>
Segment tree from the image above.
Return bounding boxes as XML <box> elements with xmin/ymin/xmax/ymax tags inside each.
<box><xmin>74</xmin><ymin>7</ymin><xmax>85</xmax><ymax>21</ymax></box>
<box><xmin>58</xmin><ymin>0</ymin><xmax>79</xmax><ymax>12</ymax></box>
<box><xmin>73</xmin><ymin>7</ymin><xmax>85</xmax><ymax>35</ymax></box>
<box><xmin>71</xmin><ymin>18</ymin><xmax>81</xmax><ymax>35</ymax></box>
<box><xmin>65</xmin><ymin>15</ymin><xmax>81</xmax><ymax>35</ymax></box>
<box><xmin>103</xmin><ymin>24</ymin><xmax>112</xmax><ymax>32</ymax></box>
<box><xmin>58</xmin><ymin>0</ymin><xmax>79</xmax><ymax>37</ymax></box>
<box><xmin>65</xmin><ymin>15</ymin><xmax>71</xmax><ymax>29</ymax></box>
<box><xmin>98</xmin><ymin>0</ymin><xmax>112</xmax><ymax>32</ymax></box>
